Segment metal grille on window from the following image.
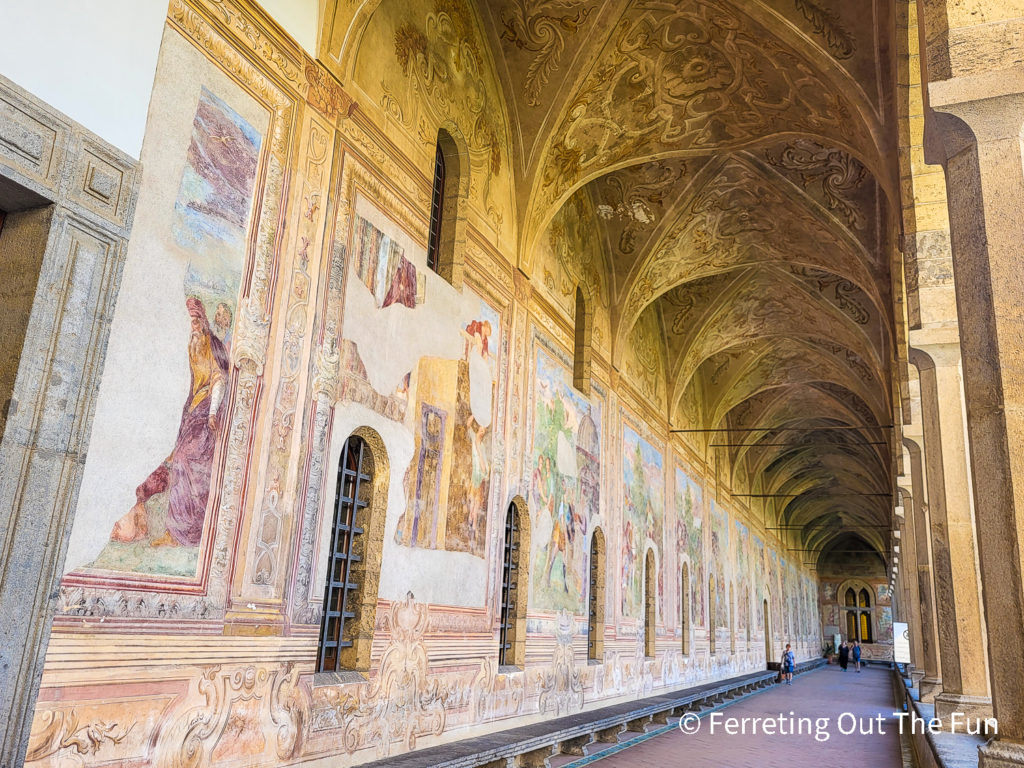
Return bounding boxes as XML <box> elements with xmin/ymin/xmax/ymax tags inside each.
<box><xmin>426</xmin><ymin>141</ymin><xmax>446</xmax><ymax>274</ymax></box>
<box><xmin>588</xmin><ymin>535</ymin><xmax>600</xmax><ymax>659</ymax></box>
<box><xmin>498</xmin><ymin>504</ymin><xmax>519</xmax><ymax>666</ymax></box>
<box><xmin>317</xmin><ymin>436</ymin><xmax>370</xmax><ymax>673</ymax></box>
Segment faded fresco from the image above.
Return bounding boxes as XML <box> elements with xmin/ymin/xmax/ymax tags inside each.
<box><xmin>674</xmin><ymin>466</ymin><xmax>704</xmax><ymax>627</ymax></box>
<box><xmin>395</xmin><ymin>290</ymin><xmax>501</xmax><ymax>557</ymax></box>
<box><xmin>734</xmin><ymin>520</ymin><xmax>750</xmax><ymax>637</ymax></box>
<box><xmin>621</xmin><ymin>425</ymin><xmax>664</xmax><ymax>618</ymax></box>
<box><xmin>337</xmin><ymin>200</ymin><xmax>503</xmax><ymax>563</ymax></box>
<box><xmin>310</xmin><ymin>190</ymin><xmax>511</xmax><ymax>613</ymax></box>
<box><xmin>529</xmin><ymin>346</ymin><xmax>601</xmax><ymax>613</ymax></box>
<box><xmin>754</xmin><ymin>535</ymin><xmax>765</xmax><ymax>628</ymax></box>
<box><xmin>353</xmin><ymin>0</ymin><xmax>514</xmax><ymax>239</ymax></box>
<box><xmin>785</xmin><ymin>562</ymin><xmax>800</xmax><ymax>637</ymax></box>
<box><xmin>878</xmin><ymin>605</ymin><xmax>893</xmax><ymax>640</ymax></box>
<box><xmin>83</xmin><ymin>84</ymin><xmax>262</xmax><ymax>578</ymax></box>
<box><xmin>710</xmin><ymin>501</ymin><xmax>730</xmax><ymax>629</ymax></box>
<box><xmin>353</xmin><ymin>216</ymin><xmax>421</xmax><ymax>310</ymax></box>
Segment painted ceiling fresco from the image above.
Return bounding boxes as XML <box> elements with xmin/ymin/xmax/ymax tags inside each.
<box><xmin>330</xmin><ymin>0</ymin><xmax>898</xmax><ymax>568</ymax></box>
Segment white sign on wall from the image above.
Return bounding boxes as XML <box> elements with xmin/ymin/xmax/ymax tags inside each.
<box><xmin>893</xmin><ymin>621</ymin><xmax>911</xmax><ymax>664</ymax></box>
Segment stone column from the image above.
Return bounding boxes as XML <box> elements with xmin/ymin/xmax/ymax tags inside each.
<box><xmin>0</xmin><ymin>76</ymin><xmax>139</xmax><ymax>768</ymax></box>
<box><xmin>927</xmin><ymin>85</ymin><xmax>1024</xmax><ymax>761</ymax></box>
<box><xmin>902</xmin><ymin>438</ymin><xmax>942</xmax><ymax>698</ymax></box>
<box><xmin>896</xmin><ymin>482</ymin><xmax>926</xmax><ymax>686</ymax></box>
<box><xmin>909</xmin><ymin>340</ymin><xmax>991</xmax><ymax>722</ymax></box>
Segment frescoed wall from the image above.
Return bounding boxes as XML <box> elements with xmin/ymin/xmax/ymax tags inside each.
<box><xmin>61</xmin><ymin>27</ymin><xmax>272</xmax><ymax>586</ymax></box>
<box><xmin>22</xmin><ymin>2</ymin><xmax>825</xmax><ymax>767</ymax></box>
<box><xmin>675</xmin><ymin>466</ymin><xmax>705</xmax><ymax>628</ymax></box>
<box><xmin>734</xmin><ymin>520</ymin><xmax>751</xmax><ymax>639</ymax></box>
<box><xmin>528</xmin><ymin>344</ymin><xmax>601</xmax><ymax>614</ymax></box>
<box><xmin>86</xmin><ymin>86</ymin><xmax>260</xmax><ymax>578</ymax></box>
<box><xmin>710</xmin><ymin>501</ymin><xmax>730</xmax><ymax>631</ymax></box>
<box><xmin>621</xmin><ymin>424</ymin><xmax>664</xmax><ymax>618</ymax></box>
<box><xmin>329</xmin><ymin>192</ymin><xmax>508</xmax><ymax>608</ymax></box>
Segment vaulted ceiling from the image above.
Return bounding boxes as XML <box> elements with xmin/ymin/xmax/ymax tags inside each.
<box><xmin>327</xmin><ymin>0</ymin><xmax>901</xmax><ymax>568</ymax></box>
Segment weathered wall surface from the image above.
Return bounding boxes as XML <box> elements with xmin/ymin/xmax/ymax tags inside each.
<box><xmin>22</xmin><ymin>1</ymin><xmax>824</xmax><ymax>766</ymax></box>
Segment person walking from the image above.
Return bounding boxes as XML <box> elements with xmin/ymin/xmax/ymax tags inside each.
<box><xmin>838</xmin><ymin>639</ymin><xmax>849</xmax><ymax>671</ymax></box>
<box><xmin>783</xmin><ymin>643</ymin><xmax>795</xmax><ymax>685</ymax></box>
<box><xmin>852</xmin><ymin>639</ymin><xmax>862</xmax><ymax>672</ymax></box>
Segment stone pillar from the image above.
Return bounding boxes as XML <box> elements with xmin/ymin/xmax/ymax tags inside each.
<box><xmin>927</xmin><ymin>86</ymin><xmax>1024</xmax><ymax>761</ymax></box>
<box><xmin>903</xmin><ymin>438</ymin><xmax>942</xmax><ymax>697</ymax></box>
<box><xmin>896</xmin><ymin>482</ymin><xmax>926</xmax><ymax>685</ymax></box>
<box><xmin>0</xmin><ymin>75</ymin><xmax>139</xmax><ymax>768</ymax></box>
<box><xmin>909</xmin><ymin>340</ymin><xmax>991</xmax><ymax>721</ymax></box>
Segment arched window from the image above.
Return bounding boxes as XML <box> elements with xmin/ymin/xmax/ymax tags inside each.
<box><xmin>573</xmin><ymin>285</ymin><xmax>592</xmax><ymax>394</ymax></box>
<box><xmin>499</xmin><ymin>503</ymin><xmax>520</xmax><ymax>666</ymax></box>
<box><xmin>840</xmin><ymin>582</ymin><xmax>874</xmax><ymax>644</ymax></box>
<box><xmin>729</xmin><ymin>581</ymin><xmax>736</xmax><ymax>654</ymax></box>
<box><xmin>426</xmin><ymin>140</ymin><xmax>446</xmax><ymax>274</ymax></box>
<box><xmin>746</xmin><ymin>586</ymin><xmax>751</xmax><ymax>645</ymax></box>
<box><xmin>763</xmin><ymin>597</ymin><xmax>771</xmax><ymax>663</ymax></box>
<box><xmin>498</xmin><ymin>498</ymin><xmax>530</xmax><ymax>668</ymax></box>
<box><xmin>318</xmin><ymin>433</ymin><xmax>386</xmax><ymax>674</ymax></box>
<box><xmin>644</xmin><ymin>549</ymin><xmax>656</xmax><ymax>658</ymax></box>
<box><xmin>858</xmin><ymin>589</ymin><xmax>873</xmax><ymax>643</ymax></box>
<box><xmin>681</xmin><ymin>563</ymin><xmax>690</xmax><ymax>655</ymax></box>
<box><xmin>425</xmin><ymin>128</ymin><xmax>465</xmax><ymax>287</ymax></box>
<box><xmin>709</xmin><ymin>575</ymin><xmax>717</xmax><ymax>654</ymax></box>
<box><xmin>588</xmin><ymin>527</ymin><xmax>606</xmax><ymax>661</ymax></box>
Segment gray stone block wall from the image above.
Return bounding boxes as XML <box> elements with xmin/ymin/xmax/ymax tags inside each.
<box><xmin>0</xmin><ymin>73</ymin><xmax>140</xmax><ymax>768</ymax></box>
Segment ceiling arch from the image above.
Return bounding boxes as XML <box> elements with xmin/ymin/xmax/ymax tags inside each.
<box><xmin>317</xmin><ymin>0</ymin><xmax>902</xmax><ymax>575</ymax></box>
<box><xmin>514</xmin><ymin>0</ymin><xmax>894</xmax><ymax>268</ymax></box>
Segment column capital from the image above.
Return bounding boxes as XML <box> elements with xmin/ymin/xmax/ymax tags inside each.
<box><xmin>926</xmin><ymin>76</ymin><xmax>1024</xmax><ymax>159</ymax></box>
<box><xmin>909</xmin><ymin>331</ymin><xmax>962</xmax><ymax>369</ymax></box>
<box><xmin>929</xmin><ymin>62</ymin><xmax>1024</xmax><ymax>105</ymax></box>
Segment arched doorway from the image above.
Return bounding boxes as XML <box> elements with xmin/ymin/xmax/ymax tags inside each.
<box><xmin>763</xmin><ymin>597</ymin><xmax>772</xmax><ymax>664</ymax></box>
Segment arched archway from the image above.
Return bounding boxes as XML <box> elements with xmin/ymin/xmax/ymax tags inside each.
<box><xmin>588</xmin><ymin>526</ymin><xmax>606</xmax><ymax>661</ymax></box>
<box><xmin>499</xmin><ymin>496</ymin><xmax>531</xmax><ymax>669</ymax></box>
<box><xmin>838</xmin><ymin>579</ymin><xmax>876</xmax><ymax>645</ymax></box>
<box><xmin>644</xmin><ymin>548</ymin><xmax>656</xmax><ymax>658</ymax></box>
<box><xmin>709</xmin><ymin>574</ymin><xmax>717</xmax><ymax>655</ymax></box>
<box><xmin>681</xmin><ymin>561</ymin><xmax>691</xmax><ymax>655</ymax></box>
<box><xmin>763</xmin><ymin>596</ymin><xmax>772</xmax><ymax>664</ymax></box>
<box><xmin>426</xmin><ymin>125</ymin><xmax>470</xmax><ymax>288</ymax></box>
<box><xmin>318</xmin><ymin>427</ymin><xmax>390</xmax><ymax>674</ymax></box>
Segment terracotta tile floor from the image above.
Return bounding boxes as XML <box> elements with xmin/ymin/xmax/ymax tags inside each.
<box><xmin>563</xmin><ymin>666</ymin><xmax>904</xmax><ymax>768</ymax></box>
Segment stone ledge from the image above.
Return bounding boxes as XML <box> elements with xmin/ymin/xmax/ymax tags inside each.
<box><xmin>898</xmin><ymin>670</ymin><xmax>988</xmax><ymax>768</ymax></box>
<box><xmin>360</xmin><ymin>659</ymin><xmax>825</xmax><ymax>768</ymax></box>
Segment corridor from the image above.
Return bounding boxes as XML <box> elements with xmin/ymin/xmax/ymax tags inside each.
<box><xmin>559</xmin><ymin>667</ymin><xmax>904</xmax><ymax>768</ymax></box>
<box><xmin>7</xmin><ymin>1</ymin><xmax>1024</xmax><ymax>767</ymax></box>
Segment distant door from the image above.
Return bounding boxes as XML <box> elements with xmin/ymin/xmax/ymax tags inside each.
<box><xmin>764</xmin><ymin>597</ymin><xmax>772</xmax><ymax>664</ymax></box>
